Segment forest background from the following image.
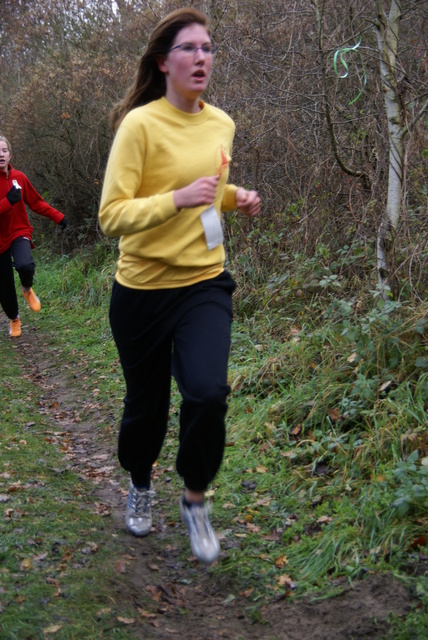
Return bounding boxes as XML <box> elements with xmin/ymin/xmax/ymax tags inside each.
<box><xmin>0</xmin><ymin>0</ymin><xmax>426</xmax><ymax>296</ymax></box>
<box><xmin>0</xmin><ymin>0</ymin><xmax>427</xmax><ymax>638</ymax></box>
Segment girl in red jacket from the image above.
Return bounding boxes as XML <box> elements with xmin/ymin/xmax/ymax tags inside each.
<box><xmin>0</xmin><ymin>136</ymin><xmax>67</xmax><ymax>337</ymax></box>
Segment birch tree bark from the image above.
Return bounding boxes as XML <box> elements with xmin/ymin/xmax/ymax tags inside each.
<box><xmin>376</xmin><ymin>0</ymin><xmax>428</xmax><ymax>297</ymax></box>
<box><xmin>375</xmin><ymin>0</ymin><xmax>403</xmax><ymax>297</ymax></box>
<box><xmin>312</xmin><ymin>0</ymin><xmax>427</xmax><ymax>299</ymax></box>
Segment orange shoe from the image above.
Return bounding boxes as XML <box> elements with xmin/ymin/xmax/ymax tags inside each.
<box><xmin>22</xmin><ymin>288</ymin><xmax>41</xmax><ymax>312</ymax></box>
<box><xmin>9</xmin><ymin>317</ymin><xmax>21</xmax><ymax>338</ymax></box>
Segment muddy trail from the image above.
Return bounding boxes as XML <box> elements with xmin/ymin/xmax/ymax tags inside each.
<box><xmin>15</xmin><ymin>323</ymin><xmax>416</xmax><ymax>640</ymax></box>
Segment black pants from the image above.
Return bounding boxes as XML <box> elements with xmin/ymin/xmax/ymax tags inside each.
<box><xmin>109</xmin><ymin>271</ymin><xmax>236</xmax><ymax>492</ymax></box>
<box><xmin>0</xmin><ymin>238</ymin><xmax>35</xmax><ymax>319</ymax></box>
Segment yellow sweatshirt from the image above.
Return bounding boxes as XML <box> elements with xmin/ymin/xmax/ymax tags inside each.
<box><xmin>99</xmin><ymin>97</ymin><xmax>238</xmax><ymax>289</ymax></box>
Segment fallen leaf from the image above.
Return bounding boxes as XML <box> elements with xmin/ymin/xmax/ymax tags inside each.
<box><xmin>46</xmin><ymin>577</ymin><xmax>60</xmax><ymax>587</ymax></box>
<box><xmin>81</xmin><ymin>542</ymin><xmax>99</xmax><ymax>554</ymax></box>
<box><xmin>263</xmin><ymin>531</ymin><xmax>281</xmax><ymax>541</ymax></box>
<box><xmin>42</xmin><ymin>624</ymin><xmax>62</xmax><ymax>634</ymax></box>
<box><xmin>408</xmin><ymin>536</ymin><xmax>427</xmax><ymax>550</ymax></box>
<box><xmin>114</xmin><ymin>560</ymin><xmax>127</xmax><ymax>573</ymax></box>
<box><xmin>137</xmin><ymin>608</ymin><xmax>157</xmax><ymax>619</ymax></box>
<box><xmin>275</xmin><ymin>555</ymin><xmax>288</xmax><ymax>568</ymax></box>
<box><xmin>20</xmin><ymin>558</ymin><xmax>33</xmax><ymax>571</ymax></box>
<box><xmin>327</xmin><ymin>408</ymin><xmax>342</xmax><ymax>422</ymax></box>
<box><xmin>290</xmin><ymin>326</ymin><xmax>301</xmax><ymax>335</ymax></box>
<box><xmin>149</xmin><ymin>620</ymin><xmax>161</xmax><ymax>628</ymax></box>
<box><xmin>255</xmin><ymin>497</ymin><xmax>272</xmax><ymax>506</ymax></box>
<box><xmin>379</xmin><ymin>380</ymin><xmax>393</xmax><ymax>392</ymax></box>
<box><xmin>277</xmin><ymin>573</ymin><xmax>295</xmax><ymax>588</ymax></box>
<box><xmin>369</xmin><ymin>545</ymin><xmax>382</xmax><ymax>555</ymax></box>
<box><xmin>264</xmin><ymin>421</ymin><xmax>276</xmax><ymax>432</ymax></box>
<box><xmin>256</xmin><ymin>465</ymin><xmax>268</xmax><ymax>473</ymax></box>
<box><xmin>291</xmin><ymin>425</ymin><xmax>301</xmax><ymax>437</ymax></box>
<box><xmin>145</xmin><ymin>585</ymin><xmax>163</xmax><ymax>602</ymax></box>
<box><xmin>8</xmin><ymin>483</ymin><xmax>24</xmax><ymax>493</ymax></box>
<box><xmin>95</xmin><ymin>503</ymin><xmax>112</xmax><ymax>516</ymax></box>
<box><xmin>117</xmin><ymin>616</ymin><xmax>135</xmax><ymax>624</ymax></box>
<box><xmin>223</xmin><ymin>594</ymin><xmax>236</xmax><ymax>605</ymax></box>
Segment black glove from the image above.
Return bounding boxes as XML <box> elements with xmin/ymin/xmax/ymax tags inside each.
<box><xmin>6</xmin><ymin>186</ymin><xmax>22</xmax><ymax>205</ymax></box>
<box><xmin>58</xmin><ymin>217</ymin><xmax>68</xmax><ymax>230</ymax></box>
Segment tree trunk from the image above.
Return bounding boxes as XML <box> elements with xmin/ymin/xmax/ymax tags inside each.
<box><xmin>375</xmin><ymin>0</ymin><xmax>403</xmax><ymax>298</ymax></box>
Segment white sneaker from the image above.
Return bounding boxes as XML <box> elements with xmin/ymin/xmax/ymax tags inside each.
<box><xmin>125</xmin><ymin>482</ymin><xmax>155</xmax><ymax>537</ymax></box>
<box><xmin>179</xmin><ymin>496</ymin><xmax>220</xmax><ymax>564</ymax></box>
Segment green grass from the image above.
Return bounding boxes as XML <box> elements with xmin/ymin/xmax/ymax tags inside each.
<box><xmin>1</xmin><ymin>244</ymin><xmax>427</xmax><ymax>638</ymax></box>
<box><xmin>0</xmin><ymin>339</ymin><xmax>131</xmax><ymax>638</ymax></box>
<box><xmin>0</xmin><ymin>246</ymin><xmax>142</xmax><ymax>638</ymax></box>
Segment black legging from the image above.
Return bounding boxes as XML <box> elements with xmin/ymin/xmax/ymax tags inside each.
<box><xmin>0</xmin><ymin>237</ymin><xmax>35</xmax><ymax>319</ymax></box>
<box><xmin>109</xmin><ymin>271</ymin><xmax>236</xmax><ymax>492</ymax></box>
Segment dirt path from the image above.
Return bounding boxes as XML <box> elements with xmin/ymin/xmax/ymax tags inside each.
<box><xmin>16</xmin><ymin>323</ymin><xmax>415</xmax><ymax>640</ymax></box>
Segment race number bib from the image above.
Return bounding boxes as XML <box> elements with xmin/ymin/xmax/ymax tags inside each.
<box><xmin>200</xmin><ymin>205</ymin><xmax>224</xmax><ymax>250</ymax></box>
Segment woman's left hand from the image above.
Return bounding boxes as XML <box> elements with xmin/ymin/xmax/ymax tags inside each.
<box><xmin>235</xmin><ymin>188</ymin><xmax>261</xmax><ymax>218</ymax></box>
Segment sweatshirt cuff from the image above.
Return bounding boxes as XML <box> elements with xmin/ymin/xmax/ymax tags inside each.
<box><xmin>221</xmin><ymin>185</ymin><xmax>239</xmax><ymax>212</ymax></box>
<box><xmin>163</xmin><ymin>190</ymin><xmax>179</xmax><ymax>217</ymax></box>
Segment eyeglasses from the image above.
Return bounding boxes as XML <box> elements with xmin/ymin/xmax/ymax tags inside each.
<box><xmin>168</xmin><ymin>43</ymin><xmax>218</xmax><ymax>56</ymax></box>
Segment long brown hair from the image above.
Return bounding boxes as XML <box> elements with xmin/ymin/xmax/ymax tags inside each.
<box><xmin>110</xmin><ymin>8</ymin><xmax>210</xmax><ymax>133</ymax></box>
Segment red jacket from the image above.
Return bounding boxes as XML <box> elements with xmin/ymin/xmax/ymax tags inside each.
<box><xmin>0</xmin><ymin>164</ymin><xmax>65</xmax><ymax>254</ymax></box>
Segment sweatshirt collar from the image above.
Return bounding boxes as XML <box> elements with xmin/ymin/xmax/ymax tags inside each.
<box><xmin>159</xmin><ymin>97</ymin><xmax>209</xmax><ymax>125</ymax></box>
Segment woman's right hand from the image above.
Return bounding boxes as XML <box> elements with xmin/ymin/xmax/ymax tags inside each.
<box><xmin>173</xmin><ymin>175</ymin><xmax>220</xmax><ymax>210</ymax></box>
<box><xmin>6</xmin><ymin>186</ymin><xmax>22</xmax><ymax>206</ymax></box>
